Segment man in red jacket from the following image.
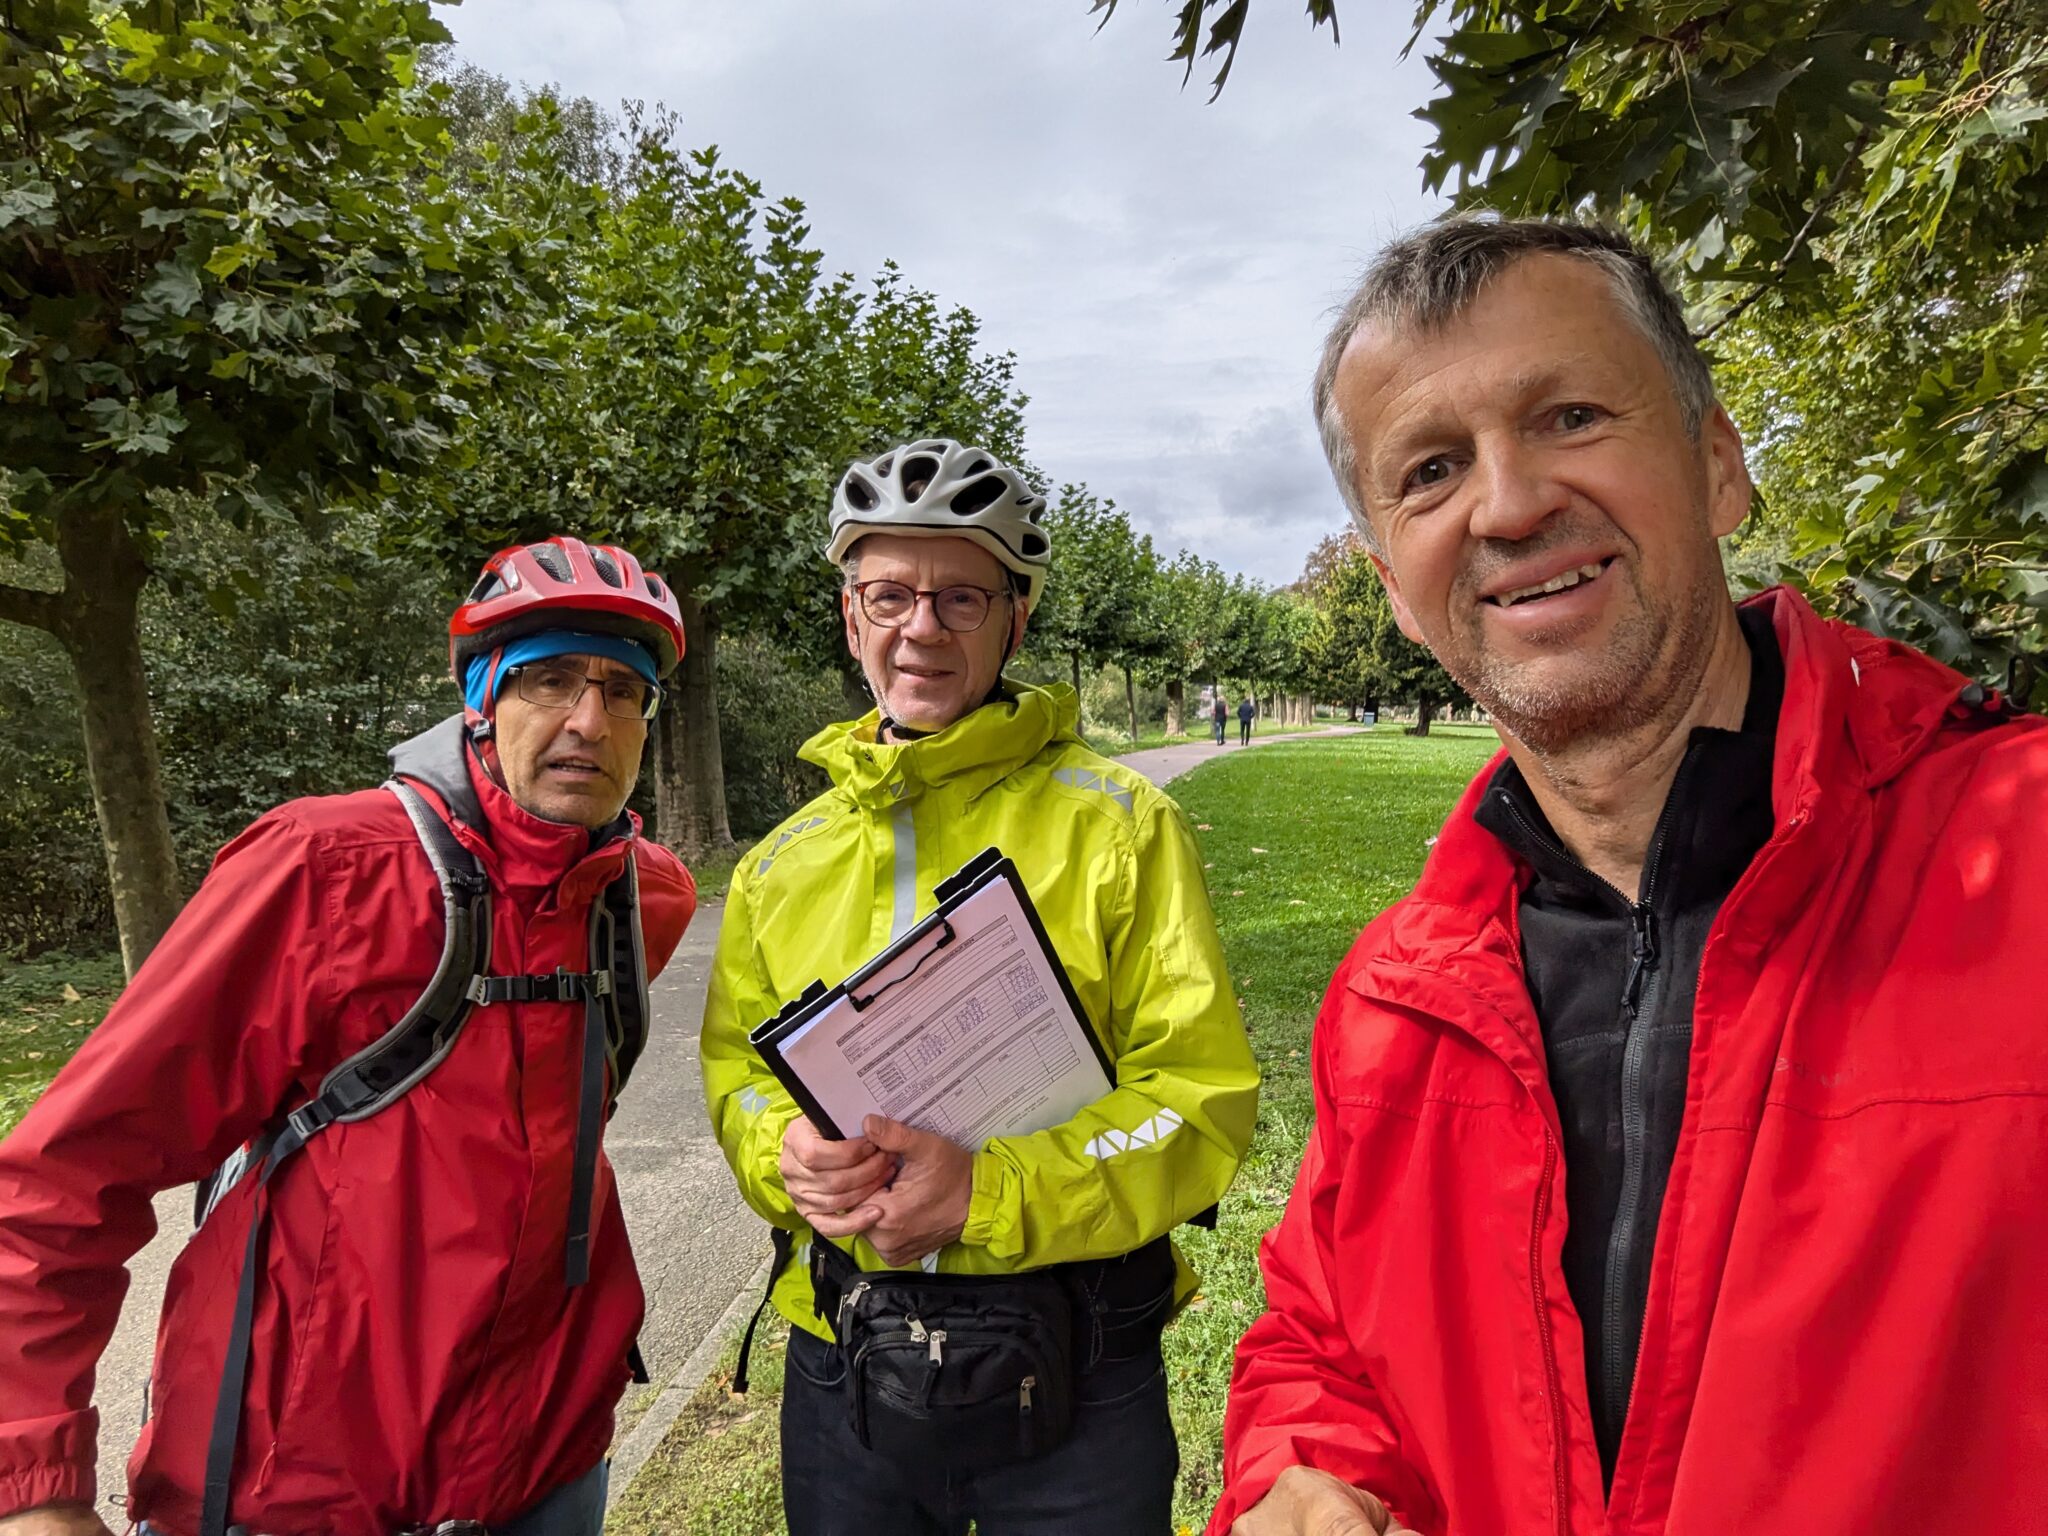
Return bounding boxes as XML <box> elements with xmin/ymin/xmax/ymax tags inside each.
<box><xmin>1215</xmin><ymin>219</ymin><xmax>2048</xmax><ymax>1534</ymax></box>
<box><xmin>0</xmin><ymin>538</ymin><xmax>696</xmax><ymax>1536</ymax></box>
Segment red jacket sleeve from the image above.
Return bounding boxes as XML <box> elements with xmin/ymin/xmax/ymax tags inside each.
<box><xmin>1207</xmin><ymin>985</ymin><xmax>1438</xmax><ymax>1534</ymax></box>
<box><xmin>0</xmin><ymin>810</ymin><xmax>333</xmax><ymax>1519</ymax></box>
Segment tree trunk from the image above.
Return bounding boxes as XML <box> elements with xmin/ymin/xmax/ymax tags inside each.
<box><xmin>1123</xmin><ymin>664</ymin><xmax>1139</xmax><ymax>744</ymax></box>
<box><xmin>655</xmin><ymin>591</ymin><xmax>734</xmax><ymax>859</ymax></box>
<box><xmin>1165</xmin><ymin>678</ymin><xmax>1184</xmax><ymax>737</ymax></box>
<box><xmin>1070</xmin><ymin>651</ymin><xmax>1082</xmax><ymax>697</ymax></box>
<box><xmin>28</xmin><ymin>510</ymin><xmax>185</xmax><ymax>977</ymax></box>
<box><xmin>1411</xmin><ymin>691</ymin><xmax>1435</xmax><ymax>737</ymax></box>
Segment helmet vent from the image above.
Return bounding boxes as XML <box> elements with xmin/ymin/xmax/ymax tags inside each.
<box><xmin>531</xmin><ymin>543</ymin><xmax>572</xmax><ymax>582</ymax></box>
<box><xmin>467</xmin><ymin>572</ymin><xmax>507</xmax><ymax>603</ymax></box>
<box><xmin>949</xmin><ymin>476</ymin><xmax>1006</xmax><ymax>517</ymax></box>
<box><xmin>844</xmin><ymin>472</ymin><xmax>879</xmax><ymax>513</ymax></box>
<box><xmin>874</xmin><ymin>455</ymin><xmax>895</xmax><ymax>479</ymax></box>
<box><xmin>1021</xmin><ymin>532</ymin><xmax>1048</xmax><ymax>557</ymax></box>
<box><xmin>590</xmin><ymin>548</ymin><xmax>624</xmax><ymax>587</ymax></box>
<box><xmin>965</xmin><ymin>457</ymin><xmax>991</xmax><ymax>476</ymax></box>
<box><xmin>645</xmin><ymin>574</ymin><xmax>668</xmax><ymax>599</ymax></box>
<box><xmin>900</xmin><ymin>456</ymin><xmax>940</xmax><ymax>499</ymax></box>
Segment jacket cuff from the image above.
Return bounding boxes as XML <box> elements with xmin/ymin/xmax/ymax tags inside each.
<box><xmin>0</xmin><ymin>1437</ymin><xmax>96</xmax><ymax>1523</ymax></box>
<box><xmin>961</xmin><ymin>1152</ymin><xmax>1015</xmax><ymax>1254</ymax></box>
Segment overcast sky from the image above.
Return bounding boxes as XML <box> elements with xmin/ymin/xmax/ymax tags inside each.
<box><xmin>439</xmin><ymin>0</ymin><xmax>1447</xmax><ymax>588</ymax></box>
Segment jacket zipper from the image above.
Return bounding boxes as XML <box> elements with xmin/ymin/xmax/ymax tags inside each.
<box><xmin>1493</xmin><ymin>753</ymin><xmax>1697</xmax><ymax>1477</ymax></box>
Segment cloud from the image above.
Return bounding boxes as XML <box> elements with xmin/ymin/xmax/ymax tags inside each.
<box><xmin>440</xmin><ymin>0</ymin><xmax>1444</xmax><ymax>585</ymax></box>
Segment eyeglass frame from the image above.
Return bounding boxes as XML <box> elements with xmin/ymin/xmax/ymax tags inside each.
<box><xmin>849</xmin><ymin>580</ymin><xmax>1016</xmax><ymax>634</ymax></box>
<box><xmin>501</xmin><ymin>661</ymin><xmax>663</xmax><ymax>721</ymax></box>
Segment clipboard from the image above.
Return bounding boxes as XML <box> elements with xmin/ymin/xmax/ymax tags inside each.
<box><xmin>748</xmin><ymin>847</ymin><xmax>1115</xmax><ymax>1143</ymax></box>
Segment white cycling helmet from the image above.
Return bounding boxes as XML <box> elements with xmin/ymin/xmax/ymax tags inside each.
<box><xmin>824</xmin><ymin>438</ymin><xmax>1050</xmax><ymax>608</ymax></box>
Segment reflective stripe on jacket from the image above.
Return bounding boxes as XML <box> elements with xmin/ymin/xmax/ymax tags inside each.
<box><xmin>0</xmin><ymin>731</ymin><xmax>695</xmax><ymax>1533</ymax></box>
<box><xmin>701</xmin><ymin>683</ymin><xmax>1259</xmax><ymax>1335</ymax></box>
<box><xmin>1212</xmin><ymin>587</ymin><xmax>2048</xmax><ymax>1534</ymax></box>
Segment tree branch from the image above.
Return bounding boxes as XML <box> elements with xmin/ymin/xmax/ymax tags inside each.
<box><xmin>1700</xmin><ymin>127</ymin><xmax>1877</xmax><ymax>342</ymax></box>
<box><xmin>0</xmin><ymin>578</ymin><xmax>66</xmax><ymax>635</ymax></box>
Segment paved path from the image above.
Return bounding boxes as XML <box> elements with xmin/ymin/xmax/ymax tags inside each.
<box><xmin>1117</xmin><ymin>724</ymin><xmax>1365</xmax><ymax>787</ymax></box>
<box><xmin>86</xmin><ymin>907</ymin><xmax>742</xmax><ymax>1526</ymax></box>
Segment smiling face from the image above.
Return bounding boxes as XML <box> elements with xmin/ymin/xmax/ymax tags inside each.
<box><xmin>1331</xmin><ymin>253</ymin><xmax>1753</xmax><ymax>753</ymax></box>
<box><xmin>842</xmin><ymin>533</ymin><xmax>1027</xmax><ymax>735</ymax></box>
<box><xmin>492</xmin><ymin>652</ymin><xmax>649</xmax><ymax>827</ymax></box>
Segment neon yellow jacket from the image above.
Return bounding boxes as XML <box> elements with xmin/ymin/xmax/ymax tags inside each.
<box><xmin>701</xmin><ymin>683</ymin><xmax>1260</xmax><ymax>1338</ymax></box>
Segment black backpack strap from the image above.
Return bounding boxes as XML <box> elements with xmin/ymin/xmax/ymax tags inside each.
<box><xmin>560</xmin><ymin>852</ymin><xmax>651</xmax><ymax>1287</ymax></box>
<box><xmin>198</xmin><ymin>781</ymin><xmax>490</xmax><ymax>1536</ymax></box>
<box><xmin>592</xmin><ymin>855</ymin><xmax>650</xmax><ymax>1113</ymax></box>
<box><xmin>732</xmin><ymin>1227</ymin><xmax>799</xmax><ymax>1394</ymax></box>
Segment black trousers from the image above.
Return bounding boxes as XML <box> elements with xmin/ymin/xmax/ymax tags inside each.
<box><xmin>779</xmin><ymin>1325</ymin><xmax>1178</xmax><ymax>1536</ymax></box>
<box><xmin>1239</xmin><ymin>719</ymin><xmax>1251</xmax><ymax>744</ymax></box>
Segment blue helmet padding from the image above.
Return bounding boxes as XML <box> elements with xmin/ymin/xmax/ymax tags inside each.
<box><xmin>462</xmin><ymin>630</ymin><xmax>659</xmax><ymax>716</ymax></box>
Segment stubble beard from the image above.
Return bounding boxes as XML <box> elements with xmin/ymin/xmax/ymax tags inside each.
<box><xmin>1439</xmin><ymin>551</ymin><xmax>1724</xmax><ymax>759</ymax></box>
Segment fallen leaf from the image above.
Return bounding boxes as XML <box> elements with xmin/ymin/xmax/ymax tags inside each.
<box><xmin>1230</xmin><ymin>890</ymin><xmax>1244</xmax><ymax>897</ymax></box>
<box><xmin>1289</xmin><ymin>899</ymin><xmax>1306</xmax><ymax>906</ymax></box>
<box><xmin>1195</xmin><ymin>823</ymin><xmax>1212</xmax><ymax>830</ymax></box>
<box><xmin>61</xmin><ymin>984</ymin><xmax>81</xmax><ymax>1003</ymax></box>
<box><xmin>1250</xmin><ymin>846</ymin><xmax>1268</xmax><ymax>854</ymax></box>
<box><xmin>734</xmin><ymin>1410</ymin><xmax>758</xmax><ymax>1426</ymax></box>
<box><xmin>26</xmin><ymin>1051</ymin><xmax>44</xmax><ymax>1060</ymax></box>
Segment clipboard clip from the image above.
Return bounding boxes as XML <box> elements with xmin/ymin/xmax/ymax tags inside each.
<box><xmin>845</xmin><ymin>916</ymin><xmax>956</xmax><ymax>1012</ymax></box>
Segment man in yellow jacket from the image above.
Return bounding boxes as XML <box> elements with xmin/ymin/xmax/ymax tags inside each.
<box><xmin>701</xmin><ymin>438</ymin><xmax>1259</xmax><ymax>1535</ymax></box>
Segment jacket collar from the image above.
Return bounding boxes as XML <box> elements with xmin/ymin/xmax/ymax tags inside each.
<box><xmin>1357</xmin><ymin>586</ymin><xmax>1978</xmax><ymax>1070</ymax></box>
<box><xmin>799</xmin><ymin>682</ymin><xmax>1081</xmax><ymax>809</ymax></box>
<box><xmin>1411</xmin><ymin>586</ymin><xmax>1973</xmax><ymax>918</ymax></box>
<box><xmin>389</xmin><ymin>712</ymin><xmax>633</xmax><ymax>904</ymax></box>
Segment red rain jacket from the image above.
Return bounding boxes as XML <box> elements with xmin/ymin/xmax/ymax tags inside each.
<box><xmin>1213</xmin><ymin>589</ymin><xmax>2048</xmax><ymax>1535</ymax></box>
<box><xmin>0</xmin><ymin>721</ymin><xmax>694</xmax><ymax>1534</ymax></box>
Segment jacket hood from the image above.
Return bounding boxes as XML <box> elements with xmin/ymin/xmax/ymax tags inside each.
<box><xmin>799</xmin><ymin>682</ymin><xmax>1084</xmax><ymax>809</ymax></box>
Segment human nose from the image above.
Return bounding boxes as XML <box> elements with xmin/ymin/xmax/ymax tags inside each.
<box><xmin>564</xmin><ymin>680</ymin><xmax>612</xmax><ymax>738</ymax></box>
<box><xmin>1465</xmin><ymin>433</ymin><xmax>1570</xmax><ymax>544</ymax></box>
<box><xmin>898</xmin><ymin>591</ymin><xmax>949</xmax><ymax>643</ymax></box>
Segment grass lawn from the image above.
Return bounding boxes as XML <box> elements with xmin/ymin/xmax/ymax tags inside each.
<box><xmin>0</xmin><ymin>950</ymin><xmax>127</xmax><ymax>1141</ymax></box>
<box><xmin>607</xmin><ymin>723</ymin><xmax>1500</xmax><ymax>1534</ymax></box>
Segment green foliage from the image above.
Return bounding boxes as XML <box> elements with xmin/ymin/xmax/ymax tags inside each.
<box><xmin>145</xmin><ymin>507</ymin><xmax>454</xmax><ymax>875</ymax></box>
<box><xmin>1026</xmin><ymin>484</ymin><xmax>1165</xmax><ymax>683</ymax></box>
<box><xmin>712</xmin><ymin>634</ymin><xmax>842</xmax><ymax>839</ymax></box>
<box><xmin>1089</xmin><ymin>0</ymin><xmax>1342</xmax><ymax>98</ymax></box>
<box><xmin>1296</xmin><ymin>531</ymin><xmax>1467</xmax><ymax>720</ymax></box>
<box><xmin>0</xmin><ymin>0</ymin><xmax>548</xmax><ymax>539</ymax></box>
<box><xmin>0</xmin><ymin>507</ymin><xmax>451</xmax><ymax>954</ymax></box>
<box><xmin>0</xmin><ymin>614</ymin><xmax>106</xmax><ymax>954</ymax></box>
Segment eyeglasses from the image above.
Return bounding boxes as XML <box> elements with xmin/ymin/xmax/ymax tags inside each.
<box><xmin>852</xmin><ymin>581</ymin><xmax>1012</xmax><ymax>633</ymax></box>
<box><xmin>504</xmin><ymin>662</ymin><xmax>661</xmax><ymax>720</ymax></box>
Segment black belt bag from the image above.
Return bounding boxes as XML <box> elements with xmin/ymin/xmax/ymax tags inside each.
<box><xmin>808</xmin><ymin>1235</ymin><xmax>1174</xmax><ymax>1471</ymax></box>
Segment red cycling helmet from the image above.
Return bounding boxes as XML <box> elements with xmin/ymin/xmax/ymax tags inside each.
<box><xmin>450</xmin><ymin>537</ymin><xmax>686</xmax><ymax>678</ymax></box>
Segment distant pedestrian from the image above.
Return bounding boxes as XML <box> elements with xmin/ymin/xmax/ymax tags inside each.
<box><xmin>1237</xmin><ymin>695</ymin><xmax>1255</xmax><ymax>746</ymax></box>
<box><xmin>1212</xmin><ymin>693</ymin><xmax>1228</xmax><ymax>745</ymax></box>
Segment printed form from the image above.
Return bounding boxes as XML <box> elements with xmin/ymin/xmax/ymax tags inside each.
<box><xmin>774</xmin><ymin>876</ymin><xmax>1112</xmax><ymax>1147</ymax></box>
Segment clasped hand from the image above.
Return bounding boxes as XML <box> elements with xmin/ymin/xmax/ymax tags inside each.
<box><xmin>779</xmin><ymin>1113</ymin><xmax>972</xmax><ymax>1267</ymax></box>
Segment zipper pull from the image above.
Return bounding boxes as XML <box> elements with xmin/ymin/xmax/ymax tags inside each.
<box><xmin>907</xmin><ymin>1316</ymin><xmax>928</xmax><ymax>1344</ymax></box>
<box><xmin>837</xmin><ymin>1280</ymin><xmax>870</xmax><ymax>1328</ymax></box>
<box><xmin>1020</xmin><ymin>1374</ymin><xmax>1035</xmax><ymax>1413</ymax></box>
<box><xmin>927</xmin><ymin>1328</ymin><xmax>946</xmax><ymax>1365</ymax></box>
<box><xmin>1623</xmin><ymin>904</ymin><xmax>1658</xmax><ymax>1014</ymax></box>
